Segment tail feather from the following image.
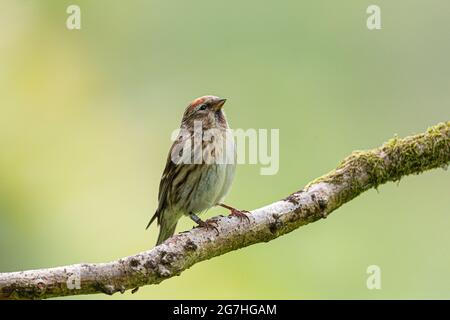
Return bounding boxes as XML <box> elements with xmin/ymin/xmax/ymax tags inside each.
<box><xmin>156</xmin><ymin>222</ymin><xmax>177</xmax><ymax>246</ymax></box>
<box><xmin>145</xmin><ymin>212</ymin><xmax>158</xmax><ymax>230</ymax></box>
<box><xmin>146</xmin><ymin>210</ymin><xmax>177</xmax><ymax>246</ymax></box>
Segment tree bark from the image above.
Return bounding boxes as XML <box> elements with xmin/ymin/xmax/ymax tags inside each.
<box><xmin>1</xmin><ymin>122</ymin><xmax>449</xmax><ymax>300</ymax></box>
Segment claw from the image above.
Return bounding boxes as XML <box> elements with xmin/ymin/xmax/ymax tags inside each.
<box><xmin>190</xmin><ymin>213</ymin><xmax>219</xmax><ymax>235</ymax></box>
<box><xmin>198</xmin><ymin>219</ymin><xmax>219</xmax><ymax>235</ymax></box>
<box><xmin>229</xmin><ymin>209</ymin><xmax>251</xmax><ymax>223</ymax></box>
<box><xmin>219</xmin><ymin>203</ymin><xmax>251</xmax><ymax>223</ymax></box>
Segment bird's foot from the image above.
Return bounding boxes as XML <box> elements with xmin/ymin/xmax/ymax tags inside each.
<box><xmin>190</xmin><ymin>213</ymin><xmax>219</xmax><ymax>235</ymax></box>
<box><xmin>219</xmin><ymin>203</ymin><xmax>251</xmax><ymax>223</ymax></box>
<box><xmin>198</xmin><ymin>219</ymin><xmax>219</xmax><ymax>235</ymax></box>
<box><xmin>229</xmin><ymin>209</ymin><xmax>251</xmax><ymax>222</ymax></box>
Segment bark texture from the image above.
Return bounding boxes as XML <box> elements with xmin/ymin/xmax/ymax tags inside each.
<box><xmin>1</xmin><ymin>122</ymin><xmax>449</xmax><ymax>299</ymax></box>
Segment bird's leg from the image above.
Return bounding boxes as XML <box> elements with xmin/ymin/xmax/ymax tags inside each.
<box><xmin>189</xmin><ymin>213</ymin><xmax>219</xmax><ymax>235</ymax></box>
<box><xmin>219</xmin><ymin>203</ymin><xmax>250</xmax><ymax>222</ymax></box>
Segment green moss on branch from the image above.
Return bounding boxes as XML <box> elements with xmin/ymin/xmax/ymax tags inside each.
<box><xmin>308</xmin><ymin>121</ymin><xmax>450</xmax><ymax>206</ymax></box>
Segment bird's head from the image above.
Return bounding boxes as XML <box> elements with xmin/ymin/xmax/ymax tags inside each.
<box><xmin>181</xmin><ymin>95</ymin><xmax>228</xmax><ymax>129</ymax></box>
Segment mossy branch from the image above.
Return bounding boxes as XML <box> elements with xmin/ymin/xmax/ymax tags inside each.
<box><xmin>0</xmin><ymin>122</ymin><xmax>449</xmax><ymax>300</ymax></box>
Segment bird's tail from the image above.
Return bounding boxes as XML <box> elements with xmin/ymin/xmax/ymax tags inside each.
<box><xmin>156</xmin><ymin>221</ymin><xmax>177</xmax><ymax>246</ymax></box>
<box><xmin>146</xmin><ymin>209</ymin><xmax>178</xmax><ymax>246</ymax></box>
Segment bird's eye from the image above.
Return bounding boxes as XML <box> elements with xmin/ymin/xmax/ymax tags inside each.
<box><xmin>198</xmin><ymin>104</ymin><xmax>207</xmax><ymax>111</ymax></box>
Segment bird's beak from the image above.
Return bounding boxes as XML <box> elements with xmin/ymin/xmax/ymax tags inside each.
<box><xmin>214</xmin><ymin>98</ymin><xmax>227</xmax><ymax>110</ymax></box>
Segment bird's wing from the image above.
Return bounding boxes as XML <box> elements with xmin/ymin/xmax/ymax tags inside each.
<box><xmin>146</xmin><ymin>133</ymin><xmax>191</xmax><ymax>229</ymax></box>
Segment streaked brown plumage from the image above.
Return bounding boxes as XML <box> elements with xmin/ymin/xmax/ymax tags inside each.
<box><xmin>146</xmin><ymin>95</ymin><xmax>248</xmax><ymax>245</ymax></box>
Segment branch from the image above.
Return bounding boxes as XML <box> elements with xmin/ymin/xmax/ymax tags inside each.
<box><xmin>1</xmin><ymin>122</ymin><xmax>449</xmax><ymax>300</ymax></box>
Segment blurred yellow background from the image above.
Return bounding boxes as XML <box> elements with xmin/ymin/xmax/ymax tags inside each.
<box><xmin>0</xmin><ymin>0</ymin><xmax>449</xmax><ymax>299</ymax></box>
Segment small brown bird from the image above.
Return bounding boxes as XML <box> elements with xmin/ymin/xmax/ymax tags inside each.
<box><xmin>146</xmin><ymin>95</ymin><xmax>249</xmax><ymax>245</ymax></box>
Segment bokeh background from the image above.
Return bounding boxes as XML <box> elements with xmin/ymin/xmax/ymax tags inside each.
<box><xmin>1</xmin><ymin>0</ymin><xmax>449</xmax><ymax>299</ymax></box>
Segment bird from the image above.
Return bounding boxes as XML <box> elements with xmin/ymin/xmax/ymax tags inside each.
<box><xmin>146</xmin><ymin>95</ymin><xmax>249</xmax><ymax>246</ymax></box>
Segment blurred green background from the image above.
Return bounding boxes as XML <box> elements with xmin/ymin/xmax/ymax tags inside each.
<box><xmin>1</xmin><ymin>0</ymin><xmax>449</xmax><ymax>299</ymax></box>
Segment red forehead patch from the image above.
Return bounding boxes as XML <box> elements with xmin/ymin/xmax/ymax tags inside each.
<box><xmin>190</xmin><ymin>97</ymin><xmax>207</xmax><ymax>107</ymax></box>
